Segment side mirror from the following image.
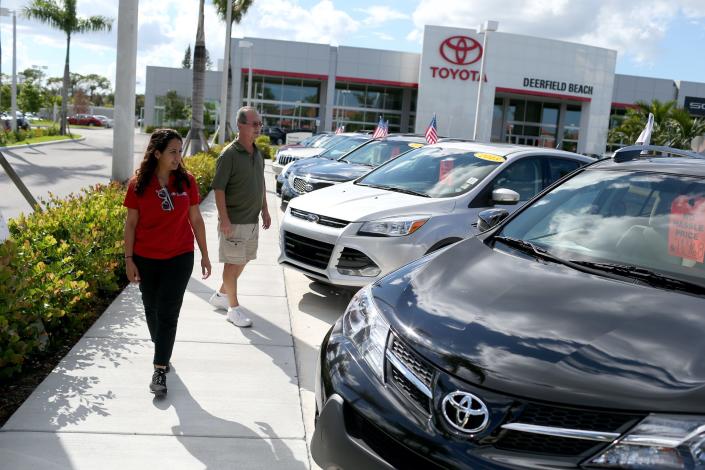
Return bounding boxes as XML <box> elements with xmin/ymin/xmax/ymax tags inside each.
<box><xmin>477</xmin><ymin>208</ymin><xmax>510</xmax><ymax>232</ymax></box>
<box><xmin>492</xmin><ymin>188</ymin><xmax>520</xmax><ymax>204</ymax></box>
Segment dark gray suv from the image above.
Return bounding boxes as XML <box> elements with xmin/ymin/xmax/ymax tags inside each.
<box><xmin>313</xmin><ymin>145</ymin><xmax>705</xmax><ymax>469</ymax></box>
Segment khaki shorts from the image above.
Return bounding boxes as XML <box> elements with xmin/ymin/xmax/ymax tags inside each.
<box><xmin>219</xmin><ymin>223</ymin><xmax>259</xmax><ymax>265</ymax></box>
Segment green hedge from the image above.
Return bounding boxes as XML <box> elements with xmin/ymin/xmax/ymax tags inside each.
<box><xmin>0</xmin><ymin>125</ymin><xmax>61</xmax><ymax>146</ymax></box>
<box><xmin>0</xmin><ymin>148</ymin><xmax>219</xmax><ymax>380</ymax></box>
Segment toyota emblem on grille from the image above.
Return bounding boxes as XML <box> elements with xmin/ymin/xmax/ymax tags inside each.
<box><xmin>442</xmin><ymin>391</ymin><xmax>489</xmax><ymax>434</ymax></box>
<box><xmin>306</xmin><ymin>213</ymin><xmax>319</xmax><ymax>223</ymax></box>
<box><xmin>305</xmin><ymin>183</ymin><xmax>314</xmax><ymax>192</ymax></box>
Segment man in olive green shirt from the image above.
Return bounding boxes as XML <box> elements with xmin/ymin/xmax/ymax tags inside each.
<box><xmin>209</xmin><ymin>106</ymin><xmax>271</xmax><ymax>327</ymax></box>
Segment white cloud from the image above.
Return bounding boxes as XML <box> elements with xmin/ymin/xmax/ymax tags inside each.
<box><xmin>358</xmin><ymin>6</ymin><xmax>409</xmax><ymax>27</ymax></box>
<box><xmin>373</xmin><ymin>32</ymin><xmax>395</xmax><ymax>41</ymax></box>
<box><xmin>250</xmin><ymin>0</ymin><xmax>359</xmax><ymax>44</ymax></box>
<box><xmin>408</xmin><ymin>0</ymin><xmax>705</xmax><ymax>65</ymax></box>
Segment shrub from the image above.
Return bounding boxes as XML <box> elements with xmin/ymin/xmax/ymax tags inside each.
<box><xmin>256</xmin><ymin>135</ymin><xmax>275</xmax><ymax>160</ymax></box>
<box><xmin>2</xmin><ymin>183</ymin><xmax>128</xmax><ymax>379</ymax></box>
<box><xmin>184</xmin><ymin>151</ymin><xmax>216</xmax><ymax>200</ymax></box>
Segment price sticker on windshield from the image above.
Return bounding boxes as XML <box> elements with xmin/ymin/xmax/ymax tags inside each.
<box><xmin>408</xmin><ymin>143</ymin><xmax>424</xmax><ymax>149</ymax></box>
<box><xmin>668</xmin><ymin>196</ymin><xmax>705</xmax><ymax>262</ymax></box>
<box><xmin>439</xmin><ymin>158</ymin><xmax>454</xmax><ymax>185</ymax></box>
<box><xmin>474</xmin><ymin>153</ymin><xmax>505</xmax><ymax>163</ymax></box>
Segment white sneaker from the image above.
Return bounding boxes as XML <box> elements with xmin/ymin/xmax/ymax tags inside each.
<box><xmin>227</xmin><ymin>307</ymin><xmax>252</xmax><ymax>328</ymax></box>
<box><xmin>209</xmin><ymin>291</ymin><xmax>229</xmax><ymax>311</ymax></box>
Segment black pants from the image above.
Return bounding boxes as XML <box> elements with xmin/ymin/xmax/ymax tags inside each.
<box><xmin>133</xmin><ymin>251</ymin><xmax>193</xmax><ymax>366</ymax></box>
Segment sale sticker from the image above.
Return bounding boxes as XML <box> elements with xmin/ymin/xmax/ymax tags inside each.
<box><xmin>668</xmin><ymin>196</ymin><xmax>705</xmax><ymax>262</ymax></box>
<box><xmin>474</xmin><ymin>153</ymin><xmax>505</xmax><ymax>163</ymax></box>
<box><xmin>439</xmin><ymin>158</ymin><xmax>454</xmax><ymax>185</ymax></box>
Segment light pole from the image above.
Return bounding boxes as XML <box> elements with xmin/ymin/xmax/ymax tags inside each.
<box><xmin>239</xmin><ymin>40</ymin><xmax>253</xmax><ymax>107</ymax></box>
<box><xmin>1</xmin><ymin>7</ymin><xmax>16</xmax><ymax>131</ymax></box>
<box><xmin>473</xmin><ymin>20</ymin><xmax>498</xmax><ymax>141</ymax></box>
<box><xmin>218</xmin><ymin>0</ymin><xmax>233</xmax><ymax>145</ymax></box>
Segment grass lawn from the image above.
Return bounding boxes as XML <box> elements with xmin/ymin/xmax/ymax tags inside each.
<box><xmin>5</xmin><ymin>133</ymin><xmax>81</xmax><ymax>146</ymax></box>
<box><xmin>33</xmin><ymin>120</ymin><xmax>55</xmax><ymax>127</ymax></box>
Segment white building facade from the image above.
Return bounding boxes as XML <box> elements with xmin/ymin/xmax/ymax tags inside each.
<box><xmin>144</xmin><ymin>25</ymin><xmax>705</xmax><ymax>155</ymax></box>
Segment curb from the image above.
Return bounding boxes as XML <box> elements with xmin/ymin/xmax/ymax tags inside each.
<box><xmin>0</xmin><ymin>136</ymin><xmax>86</xmax><ymax>151</ymax></box>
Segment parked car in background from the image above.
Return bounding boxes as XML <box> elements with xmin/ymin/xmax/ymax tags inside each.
<box><xmin>93</xmin><ymin>115</ymin><xmax>113</xmax><ymax>128</ymax></box>
<box><xmin>279</xmin><ymin>141</ymin><xmax>593</xmax><ymax>286</ymax></box>
<box><xmin>278</xmin><ymin>134</ymin><xmax>427</xmax><ymax>203</ymax></box>
<box><xmin>312</xmin><ymin>144</ymin><xmax>705</xmax><ymax>470</ymax></box>
<box><xmin>68</xmin><ymin>114</ymin><xmax>103</xmax><ymax>126</ymax></box>
<box><xmin>272</xmin><ymin>132</ymin><xmax>367</xmax><ymax>175</ymax></box>
<box><xmin>262</xmin><ymin>126</ymin><xmax>286</xmax><ymax>145</ymax></box>
<box><xmin>1</xmin><ymin>112</ymin><xmax>31</xmax><ymax>131</ymax></box>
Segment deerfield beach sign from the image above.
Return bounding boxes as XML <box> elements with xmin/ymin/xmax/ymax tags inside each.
<box><xmin>523</xmin><ymin>77</ymin><xmax>594</xmax><ymax>96</ymax></box>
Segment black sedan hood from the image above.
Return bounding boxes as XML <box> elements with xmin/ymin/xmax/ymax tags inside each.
<box><xmin>292</xmin><ymin>159</ymin><xmax>370</xmax><ymax>183</ymax></box>
<box><xmin>374</xmin><ymin>237</ymin><xmax>705</xmax><ymax>412</ymax></box>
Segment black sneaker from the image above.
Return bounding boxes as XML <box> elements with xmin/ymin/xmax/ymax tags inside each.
<box><xmin>150</xmin><ymin>368</ymin><xmax>167</xmax><ymax>396</ymax></box>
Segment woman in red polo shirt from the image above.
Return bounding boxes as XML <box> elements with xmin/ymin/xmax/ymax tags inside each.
<box><xmin>123</xmin><ymin>129</ymin><xmax>211</xmax><ymax>397</ymax></box>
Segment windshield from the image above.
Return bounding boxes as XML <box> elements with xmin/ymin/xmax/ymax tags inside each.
<box><xmin>342</xmin><ymin>139</ymin><xmax>425</xmax><ymax>167</ymax></box>
<box><xmin>357</xmin><ymin>146</ymin><xmax>504</xmax><ymax>198</ymax></box>
<box><xmin>318</xmin><ymin>136</ymin><xmax>370</xmax><ymax>160</ymax></box>
<box><xmin>499</xmin><ymin>169</ymin><xmax>705</xmax><ymax>287</ymax></box>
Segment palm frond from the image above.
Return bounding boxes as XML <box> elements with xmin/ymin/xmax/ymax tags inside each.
<box><xmin>75</xmin><ymin>15</ymin><xmax>113</xmax><ymax>34</ymax></box>
<box><xmin>22</xmin><ymin>0</ymin><xmax>67</xmax><ymax>31</ymax></box>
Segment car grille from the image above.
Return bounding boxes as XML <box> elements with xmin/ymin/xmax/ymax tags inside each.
<box><xmin>282</xmin><ymin>231</ymin><xmax>334</xmax><ymax>270</ymax></box>
<box><xmin>495</xmin><ymin>430</ymin><xmax>604</xmax><ymax>456</ymax></box>
<box><xmin>292</xmin><ymin>176</ymin><xmax>334</xmax><ymax>194</ymax></box>
<box><xmin>384</xmin><ymin>333</ymin><xmax>646</xmax><ymax>459</ymax></box>
<box><xmin>289</xmin><ymin>208</ymin><xmax>349</xmax><ymax>228</ymax></box>
<box><xmin>336</xmin><ymin>248</ymin><xmax>378</xmax><ymax>271</ymax></box>
<box><xmin>276</xmin><ymin>154</ymin><xmax>300</xmax><ymax>166</ymax></box>
<box><xmin>390</xmin><ymin>337</ymin><xmax>433</xmax><ymax>388</ymax></box>
<box><xmin>385</xmin><ymin>334</ymin><xmax>434</xmax><ymax>414</ymax></box>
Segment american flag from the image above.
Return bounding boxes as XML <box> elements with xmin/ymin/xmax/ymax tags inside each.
<box><xmin>371</xmin><ymin>117</ymin><xmax>388</xmax><ymax>139</ymax></box>
<box><xmin>335</xmin><ymin>124</ymin><xmax>345</xmax><ymax>134</ymax></box>
<box><xmin>425</xmin><ymin>114</ymin><xmax>438</xmax><ymax>144</ymax></box>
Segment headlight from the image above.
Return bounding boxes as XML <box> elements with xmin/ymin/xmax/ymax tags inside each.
<box><xmin>588</xmin><ymin>414</ymin><xmax>705</xmax><ymax>469</ymax></box>
<box><xmin>342</xmin><ymin>285</ymin><xmax>389</xmax><ymax>381</ymax></box>
<box><xmin>358</xmin><ymin>216</ymin><xmax>429</xmax><ymax>237</ymax></box>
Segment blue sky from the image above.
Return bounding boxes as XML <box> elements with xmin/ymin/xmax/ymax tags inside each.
<box><xmin>2</xmin><ymin>0</ymin><xmax>704</xmax><ymax>94</ymax></box>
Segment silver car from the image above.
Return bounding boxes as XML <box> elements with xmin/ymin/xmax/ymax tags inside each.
<box><xmin>278</xmin><ymin>140</ymin><xmax>594</xmax><ymax>287</ymax></box>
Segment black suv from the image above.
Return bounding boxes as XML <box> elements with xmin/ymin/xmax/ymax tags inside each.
<box><xmin>312</xmin><ymin>145</ymin><xmax>705</xmax><ymax>469</ymax></box>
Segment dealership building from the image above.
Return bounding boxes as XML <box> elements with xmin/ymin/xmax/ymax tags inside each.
<box><xmin>144</xmin><ymin>25</ymin><xmax>705</xmax><ymax>154</ymax></box>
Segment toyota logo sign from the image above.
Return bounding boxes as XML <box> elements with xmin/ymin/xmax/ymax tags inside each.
<box><xmin>442</xmin><ymin>391</ymin><xmax>489</xmax><ymax>434</ymax></box>
<box><xmin>439</xmin><ymin>36</ymin><xmax>483</xmax><ymax>66</ymax></box>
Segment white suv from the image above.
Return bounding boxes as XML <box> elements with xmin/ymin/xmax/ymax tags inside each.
<box><xmin>278</xmin><ymin>140</ymin><xmax>593</xmax><ymax>286</ymax></box>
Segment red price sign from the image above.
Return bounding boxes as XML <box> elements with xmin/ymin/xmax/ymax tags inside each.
<box><xmin>439</xmin><ymin>158</ymin><xmax>454</xmax><ymax>185</ymax></box>
<box><xmin>668</xmin><ymin>196</ymin><xmax>705</xmax><ymax>262</ymax></box>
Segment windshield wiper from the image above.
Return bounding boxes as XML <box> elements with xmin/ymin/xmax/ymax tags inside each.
<box><xmin>493</xmin><ymin>236</ymin><xmax>564</xmax><ymax>263</ymax></box>
<box><xmin>569</xmin><ymin>261</ymin><xmax>705</xmax><ymax>294</ymax></box>
<box><xmin>356</xmin><ymin>183</ymin><xmax>430</xmax><ymax>197</ymax></box>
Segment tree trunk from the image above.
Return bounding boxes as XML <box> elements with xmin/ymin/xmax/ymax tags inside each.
<box><xmin>226</xmin><ymin>62</ymin><xmax>233</xmax><ymax>141</ymax></box>
<box><xmin>190</xmin><ymin>0</ymin><xmax>206</xmax><ymax>155</ymax></box>
<box><xmin>60</xmin><ymin>35</ymin><xmax>71</xmax><ymax>136</ymax></box>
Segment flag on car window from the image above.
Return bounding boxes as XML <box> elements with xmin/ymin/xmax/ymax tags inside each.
<box><xmin>636</xmin><ymin>113</ymin><xmax>654</xmax><ymax>146</ymax></box>
<box><xmin>335</xmin><ymin>124</ymin><xmax>345</xmax><ymax>134</ymax></box>
<box><xmin>425</xmin><ymin>114</ymin><xmax>438</xmax><ymax>144</ymax></box>
<box><xmin>371</xmin><ymin>117</ymin><xmax>388</xmax><ymax>139</ymax></box>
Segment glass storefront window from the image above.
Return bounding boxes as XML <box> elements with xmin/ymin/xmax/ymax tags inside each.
<box><xmin>565</xmin><ymin>105</ymin><xmax>582</xmax><ymax>127</ymax></box>
<box><xmin>542</xmin><ymin>104</ymin><xmax>559</xmax><ymax>126</ymax></box>
<box><xmin>526</xmin><ymin>101</ymin><xmax>541</xmax><ymax>123</ymax></box>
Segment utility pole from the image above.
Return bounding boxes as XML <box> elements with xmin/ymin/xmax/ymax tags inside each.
<box><xmin>112</xmin><ymin>0</ymin><xmax>139</xmax><ymax>182</ymax></box>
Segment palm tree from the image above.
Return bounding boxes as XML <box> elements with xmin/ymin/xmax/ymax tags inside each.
<box><xmin>633</xmin><ymin>99</ymin><xmax>676</xmax><ymax>124</ymax></box>
<box><xmin>213</xmin><ymin>0</ymin><xmax>254</xmax><ymax>141</ymax></box>
<box><xmin>189</xmin><ymin>0</ymin><xmax>207</xmax><ymax>155</ymax></box>
<box><xmin>23</xmin><ymin>0</ymin><xmax>113</xmax><ymax>135</ymax></box>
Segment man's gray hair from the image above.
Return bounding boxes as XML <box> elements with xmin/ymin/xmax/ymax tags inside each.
<box><xmin>236</xmin><ymin>106</ymin><xmax>258</xmax><ymax>124</ymax></box>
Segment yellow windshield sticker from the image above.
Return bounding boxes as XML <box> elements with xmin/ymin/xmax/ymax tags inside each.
<box><xmin>408</xmin><ymin>143</ymin><xmax>424</xmax><ymax>149</ymax></box>
<box><xmin>474</xmin><ymin>152</ymin><xmax>505</xmax><ymax>163</ymax></box>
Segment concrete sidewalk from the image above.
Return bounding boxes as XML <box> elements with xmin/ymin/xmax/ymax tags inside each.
<box><xmin>0</xmin><ymin>168</ymin><xmax>312</xmax><ymax>469</ymax></box>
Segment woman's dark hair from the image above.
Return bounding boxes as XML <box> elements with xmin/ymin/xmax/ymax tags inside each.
<box><xmin>133</xmin><ymin>128</ymin><xmax>190</xmax><ymax>195</ymax></box>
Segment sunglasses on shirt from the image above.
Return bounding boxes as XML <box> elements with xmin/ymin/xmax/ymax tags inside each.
<box><xmin>156</xmin><ymin>186</ymin><xmax>174</xmax><ymax>212</ymax></box>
